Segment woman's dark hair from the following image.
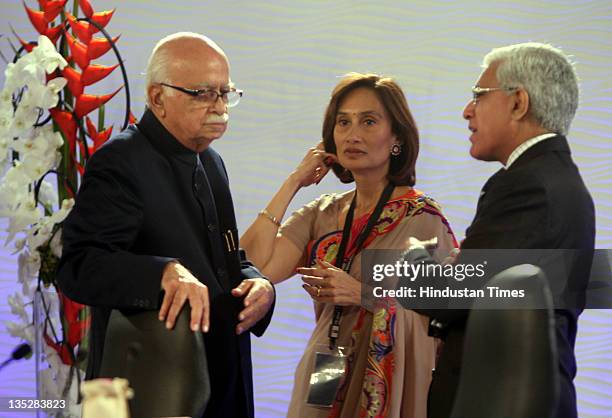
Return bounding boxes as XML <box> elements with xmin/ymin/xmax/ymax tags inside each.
<box><xmin>322</xmin><ymin>73</ymin><xmax>419</xmax><ymax>186</ymax></box>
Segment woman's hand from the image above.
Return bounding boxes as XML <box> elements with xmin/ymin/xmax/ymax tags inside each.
<box><xmin>290</xmin><ymin>142</ymin><xmax>337</xmax><ymax>188</ymax></box>
<box><xmin>298</xmin><ymin>259</ymin><xmax>361</xmax><ymax>306</ymax></box>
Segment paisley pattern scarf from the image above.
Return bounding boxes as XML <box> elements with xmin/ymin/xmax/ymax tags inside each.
<box><xmin>305</xmin><ymin>189</ymin><xmax>454</xmax><ymax>418</ymax></box>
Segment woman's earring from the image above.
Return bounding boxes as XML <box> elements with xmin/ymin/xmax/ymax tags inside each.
<box><xmin>391</xmin><ymin>143</ymin><xmax>402</xmax><ymax>156</ymax></box>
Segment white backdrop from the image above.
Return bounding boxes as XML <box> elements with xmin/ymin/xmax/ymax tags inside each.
<box><xmin>1</xmin><ymin>1</ymin><xmax>611</xmax><ymax>417</ymax></box>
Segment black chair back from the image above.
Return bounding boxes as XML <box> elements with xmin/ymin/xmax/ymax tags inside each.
<box><xmin>100</xmin><ymin>307</ymin><xmax>210</xmax><ymax>418</ymax></box>
<box><xmin>450</xmin><ymin>264</ymin><xmax>559</xmax><ymax>418</ymax></box>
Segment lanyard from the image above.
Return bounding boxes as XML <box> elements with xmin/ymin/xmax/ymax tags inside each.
<box><xmin>328</xmin><ymin>182</ymin><xmax>395</xmax><ymax>349</ymax></box>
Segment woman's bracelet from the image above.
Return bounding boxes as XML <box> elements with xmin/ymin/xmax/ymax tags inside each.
<box><xmin>258</xmin><ymin>209</ymin><xmax>281</xmax><ymax>227</ymax></box>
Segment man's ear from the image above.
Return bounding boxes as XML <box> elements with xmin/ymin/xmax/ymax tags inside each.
<box><xmin>148</xmin><ymin>84</ymin><xmax>166</xmax><ymax>117</ymax></box>
<box><xmin>511</xmin><ymin>88</ymin><xmax>530</xmax><ymax>121</ymax></box>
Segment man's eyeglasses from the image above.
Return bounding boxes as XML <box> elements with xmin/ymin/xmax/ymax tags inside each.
<box><xmin>471</xmin><ymin>86</ymin><xmax>518</xmax><ymax>103</ymax></box>
<box><xmin>160</xmin><ymin>82</ymin><xmax>243</xmax><ymax>107</ymax></box>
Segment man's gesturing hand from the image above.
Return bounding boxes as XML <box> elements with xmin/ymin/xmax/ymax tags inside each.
<box><xmin>231</xmin><ymin>278</ymin><xmax>274</xmax><ymax>335</ymax></box>
<box><xmin>159</xmin><ymin>261</ymin><xmax>210</xmax><ymax>332</ymax></box>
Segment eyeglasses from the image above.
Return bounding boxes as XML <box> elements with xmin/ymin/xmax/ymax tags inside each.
<box><xmin>471</xmin><ymin>86</ymin><xmax>518</xmax><ymax>103</ymax></box>
<box><xmin>160</xmin><ymin>82</ymin><xmax>243</xmax><ymax>107</ymax></box>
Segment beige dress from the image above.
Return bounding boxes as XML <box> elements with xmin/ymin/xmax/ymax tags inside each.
<box><xmin>280</xmin><ymin>190</ymin><xmax>457</xmax><ymax>418</ymax></box>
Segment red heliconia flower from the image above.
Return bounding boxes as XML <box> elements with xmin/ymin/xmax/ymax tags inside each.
<box><xmin>66</xmin><ymin>34</ymin><xmax>90</xmax><ymax>70</ymax></box>
<box><xmin>96</xmin><ymin>126</ymin><xmax>113</xmax><ymax>150</ymax></box>
<box><xmin>44</xmin><ymin>334</ymin><xmax>74</xmax><ymax>366</ymax></box>
<box><xmin>15</xmin><ymin>34</ymin><xmax>36</xmax><ymax>53</ymax></box>
<box><xmin>79</xmin><ymin>0</ymin><xmax>94</xmax><ymax>18</ymax></box>
<box><xmin>86</xmin><ymin>116</ymin><xmax>114</xmax><ymax>152</ymax></box>
<box><xmin>65</xmin><ymin>12</ymin><xmax>92</xmax><ymax>44</ymax></box>
<box><xmin>41</xmin><ymin>0</ymin><xmax>67</xmax><ymax>22</ymax></box>
<box><xmin>24</xmin><ymin>2</ymin><xmax>68</xmax><ymax>42</ymax></box>
<box><xmin>23</xmin><ymin>3</ymin><xmax>47</xmax><ymax>35</ymax></box>
<box><xmin>74</xmin><ymin>86</ymin><xmax>122</xmax><ymax>118</ymax></box>
<box><xmin>75</xmin><ymin>160</ymin><xmax>85</xmax><ymax>176</ymax></box>
<box><xmin>67</xmin><ymin>317</ymin><xmax>91</xmax><ymax>348</ymax></box>
<box><xmin>85</xmin><ymin>116</ymin><xmax>97</xmax><ymax>138</ymax></box>
<box><xmin>81</xmin><ymin>63</ymin><xmax>119</xmax><ymax>86</ymax></box>
<box><xmin>88</xmin><ymin>35</ymin><xmax>120</xmax><ymax>60</ymax></box>
<box><xmin>50</xmin><ymin>108</ymin><xmax>77</xmax><ymax>152</ymax></box>
<box><xmin>59</xmin><ymin>291</ymin><xmax>86</xmax><ymax>323</ymax></box>
<box><xmin>61</xmin><ymin>65</ymin><xmax>83</xmax><ymax>97</ymax></box>
<box><xmin>89</xmin><ymin>9</ymin><xmax>115</xmax><ymax>32</ymax></box>
<box><xmin>45</xmin><ymin>23</ymin><xmax>64</xmax><ymax>44</ymax></box>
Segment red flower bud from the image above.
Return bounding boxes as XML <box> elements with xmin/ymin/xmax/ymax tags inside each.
<box><xmin>42</xmin><ymin>0</ymin><xmax>67</xmax><ymax>22</ymax></box>
<box><xmin>66</xmin><ymin>34</ymin><xmax>90</xmax><ymax>70</ymax></box>
<box><xmin>65</xmin><ymin>12</ymin><xmax>92</xmax><ymax>44</ymax></box>
<box><xmin>23</xmin><ymin>4</ymin><xmax>47</xmax><ymax>35</ymax></box>
<box><xmin>90</xmin><ymin>9</ymin><xmax>116</xmax><ymax>32</ymax></box>
<box><xmin>79</xmin><ymin>0</ymin><xmax>94</xmax><ymax>18</ymax></box>
<box><xmin>81</xmin><ymin>63</ymin><xmax>119</xmax><ymax>86</ymax></box>
<box><xmin>74</xmin><ymin>87</ymin><xmax>122</xmax><ymax>118</ymax></box>
<box><xmin>61</xmin><ymin>65</ymin><xmax>83</xmax><ymax>97</ymax></box>
<box><xmin>87</xmin><ymin>34</ymin><xmax>120</xmax><ymax>59</ymax></box>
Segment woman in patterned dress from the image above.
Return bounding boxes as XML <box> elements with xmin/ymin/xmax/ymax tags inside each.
<box><xmin>241</xmin><ymin>73</ymin><xmax>457</xmax><ymax>418</ymax></box>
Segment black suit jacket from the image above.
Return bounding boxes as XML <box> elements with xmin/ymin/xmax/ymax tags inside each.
<box><xmin>57</xmin><ymin>110</ymin><xmax>274</xmax><ymax>418</ymax></box>
<box><xmin>410</xmin><ymin>135</ymin><xmax>595</xmax><ymax>418</ymax></box>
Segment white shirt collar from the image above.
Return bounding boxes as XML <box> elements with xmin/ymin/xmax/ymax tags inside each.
<box><xmin>505</xmin><ymin>133</ymin><xmax>557</xmax><ymax>169</ymax></box>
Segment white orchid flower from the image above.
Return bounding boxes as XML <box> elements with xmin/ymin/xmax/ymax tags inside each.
<box><xmin>34</xmin><ymin>125</ymin><xmax>64</xmax><ymax>149</ymax></box>
<box><xmin>21</xmin><ymin>151</ymin><xmax>56</xmax><ymax>180</ymax></box>
<box><xmin>0</xmin><ymin>86</ymin><xmax>12</xmax><ymax>103</ymax></box>
<box><xmin>8</xmin><ymin>292</ymin><xmax>29</xmax><ymax>323</ymax></box>
<box><xmin>38</xmin><ymin>180</ymin><xmax>58</xmax><ymax>209</ymax></box>
<box><xmin>6</xmin><ymin>201</ymin><xmax>42</xmax><ymax>243</ymax></box>
<box><xmin>0</xmin><ymin>98</ymin><xmax>13</xmax><ymax>141</ymax></box>
<box><xmin>18</xmin><ymin>252</ymin><xmax>35</xmax><ymax>284</ymax></box>
<box><xmin>5</xmin><ymin>320</ymin><xmax>29</xmax><ymax>340</ymax></box>
<box><xmin>23</xmin><ymin>77</ymin><xmax>67</xmax><ymax>110</ymax></box>
<box><xmin>0</xmin><ymin>165</ymin><xmax>33</xmax><ymax>214</ymax></box>
<box><xmin>18</xmin><ymin>250</ymin><xmax>41</xmax><ymax>283</ymax></box>
<box><xmin>0</xmin><ymin>137</ymin><xmax>8</xmax><ymax>165</ymax></box>
<box><xmin>27</xmin><ymin>220</ymin><xmax>54</xmax><ymax>251</ymax></box>
<box><xmin>52</xmin><ymin>198</ymin><xmax>75</xmax><ymax>224</ymax></box>
<box><xmin>13</xmin><ymin>237</ymin><xmax>26</xmax><ymax>253</ymax></box>
<box><xmin>3</xmin><ymin>62</ymin><xmax>30</xmax><ymax>92</ymax></box>
<box><xmin>33</xmin><ymin>35</ymin><xmax>68</xmax><ymax>73</ymax></box>
<box><xmin>45</xmin><ymin>77</ymin><xmax>67</xmax><ymax>94</ymax></box>
<box><xmin>9</xmin><ymin>102</ymin><xmax>39</xmax><ymax>138</ymax></box>
<box><xmin>20</xmin><ymin>61</ymin><xmax>45</xmax><ymax>87</ymax></box>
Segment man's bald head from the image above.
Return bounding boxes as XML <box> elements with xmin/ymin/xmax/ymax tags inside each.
<box><xmin>144</xmin><ymin>33</ymin><xmax>233</xmax><ymax>152</ymax></box>
<box><xmin>144</xmin><ymin>32</ymin><xmax>228</xmax><ymax>105</ymax></box>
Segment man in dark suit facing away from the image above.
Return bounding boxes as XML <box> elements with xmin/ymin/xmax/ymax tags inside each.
<box><xmin>56</xmin><ymin>32</ymin><xmax>275</xmax><ymax>418</ymax></box>
<box><xmin>404</xmin><ymin>42</ymin><xmax>595</xmax><ymax>418</ymax></box>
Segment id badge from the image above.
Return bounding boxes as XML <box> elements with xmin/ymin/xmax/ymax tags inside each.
<box><xmin>306</xmin><ymin>344</ymin><xmax>349</xmax><ymax>407</ymax></box>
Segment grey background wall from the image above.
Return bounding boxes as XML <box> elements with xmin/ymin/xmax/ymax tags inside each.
<box><xmin>1</xmin><ymin>1</ymin><xmax>611</xmax><ymax>416</ymax></box>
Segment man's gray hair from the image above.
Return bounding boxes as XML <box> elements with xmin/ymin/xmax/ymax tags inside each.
<box><xmin>483</xmin><ymin>42</ymin><xmax>579</xmax><ymax>136</ymax></box>
<box><xmin>144</xmin><ymin>32</ymin><xmax>224</xmax><ymax>106</ymax></box>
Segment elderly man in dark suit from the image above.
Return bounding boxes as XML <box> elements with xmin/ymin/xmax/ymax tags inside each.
<box><xmin>57</xmin><ymin>32</ymin><xmax>275</xmax><ymax>418</ymax></box>
<box><xmin>405</xmin><ymin>42</ymin><xmax>595</xmax><ymax>418</ymax></box>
